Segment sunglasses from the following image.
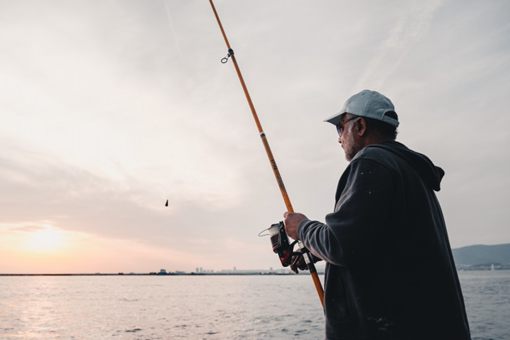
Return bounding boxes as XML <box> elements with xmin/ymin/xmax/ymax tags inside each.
<box><xmin>336</xmin><ymin>116</ymin><xmax>359</xmax><ymax>135</ymax></box>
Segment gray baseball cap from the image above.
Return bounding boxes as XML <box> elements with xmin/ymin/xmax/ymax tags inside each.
<box><xmin>325</xmin><ymin>89</ymin><xmax>399</xmax><ymax>127</ymax></box>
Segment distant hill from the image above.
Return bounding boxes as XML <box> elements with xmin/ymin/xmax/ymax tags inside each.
<box><xmin>453</xmin><ymin>244</ymin><xmax>510</xmax><ymax>267</ymax></box>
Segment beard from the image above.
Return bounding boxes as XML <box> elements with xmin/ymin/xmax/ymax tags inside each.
<box><xmin>342</xmin><ymin>134</ymin><xmax>362</xmax><ymax>162</ymax></box>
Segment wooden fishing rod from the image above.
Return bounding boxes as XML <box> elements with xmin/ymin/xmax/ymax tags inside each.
<box><xmin>209</xmin><ymin>0</ymin><xmax>324</xmax><ymax>307</ymax></box>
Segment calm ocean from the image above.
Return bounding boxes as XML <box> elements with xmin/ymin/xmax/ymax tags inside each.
<box><xmin>0</xmin><ymin>271</ymin><xmax>508</xmax><ymax>339</ymax></box>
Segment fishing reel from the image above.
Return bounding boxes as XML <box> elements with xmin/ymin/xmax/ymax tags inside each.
<box><xmin>259</xmin><ymin>221</ymin><xmax>308</xmax><ymax>273</ymax></box>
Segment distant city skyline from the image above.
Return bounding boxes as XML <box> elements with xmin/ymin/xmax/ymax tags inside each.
<box><xmin>1</xmin><ymin>0</ymin><xmax>509</xmax><ymax>273</ymax></box>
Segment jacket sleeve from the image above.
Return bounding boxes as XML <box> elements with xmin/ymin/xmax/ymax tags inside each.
<box><xmin>298</xmin><ymin>158</ymin><xmax>394</xmax><ymax>267</ymax></box>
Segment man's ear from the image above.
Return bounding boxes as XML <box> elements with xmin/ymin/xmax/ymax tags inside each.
<box><xmin>357</xmin><ymin>118</ymin><xmax>368</xmax><ymax>136</ymax></box>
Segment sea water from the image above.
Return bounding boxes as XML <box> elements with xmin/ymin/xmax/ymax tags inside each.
<box><xmin>0</xmin><ymin>271</ymin><xmax>508</xmax><ymax>339</ymax></box>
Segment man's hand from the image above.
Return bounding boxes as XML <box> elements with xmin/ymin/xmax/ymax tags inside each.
<box><xmin>290</xmin><ymin>250</ymin><xmax>308</xmax><ymax>273</ymax></box>
<box><xmin>283</xmin><ymin>212</ymin><xmax>308</xmax><ymax>240</ymax></box>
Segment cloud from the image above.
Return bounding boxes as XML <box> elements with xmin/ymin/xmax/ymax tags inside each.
<box><xmin>0</xmin><ymin>0</ymin><xmax>509</xmax><ymax>272</ymax></box>
<box><xmin>4</xmin><ymin>224</ymin><xmax>45</xmax><ymax>233</ymax></box>
<box><xmin>354</xmin><ymin>0</ymin><xmax>444</xmax><ymax>90</ymax></box>
<box><xmin>0</xmin><ymin>138</ymin><xmax>281</xmax><ymax>269</ymax></box>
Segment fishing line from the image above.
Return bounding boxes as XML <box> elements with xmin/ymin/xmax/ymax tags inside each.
<box><xmin>162</xmin><ymin>0</ymin><xmax>185</xmax><ymax>63</ymax></box>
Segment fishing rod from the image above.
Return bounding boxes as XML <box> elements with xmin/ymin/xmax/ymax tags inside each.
<box><xmin>208</xmin><ymin>0</ymin><xmax>324</xmax><ymax>307</ymax></box>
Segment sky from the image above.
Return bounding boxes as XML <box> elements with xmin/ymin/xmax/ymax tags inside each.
<box><xmin>0</xmin><ymin>0</ymin><xmax>509</xmax><ymax>273</ymax></box>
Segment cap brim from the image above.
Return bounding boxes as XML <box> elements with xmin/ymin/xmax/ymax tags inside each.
<box><xmin>324</xmin><ymin>112</ymin><xmax>345</xmax><ymax>126</ymax></box>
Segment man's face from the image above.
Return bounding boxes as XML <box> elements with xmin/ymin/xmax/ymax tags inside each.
<box><xmin>337</xmin><ymin>114</ymin><xmax>363</xmax><ymax>161</ymax></box>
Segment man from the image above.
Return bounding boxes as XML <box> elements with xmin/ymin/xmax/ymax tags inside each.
<box><xmin>284</xmin><ymin>90</ymin><xmax>471</xmax><ymax>340</ymax></box>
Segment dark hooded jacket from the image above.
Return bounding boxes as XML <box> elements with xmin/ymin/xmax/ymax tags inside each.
<box><xmin>298</xmin><ymin>141</ymin><xmax>471</xmax><ymax>340</ymax></box>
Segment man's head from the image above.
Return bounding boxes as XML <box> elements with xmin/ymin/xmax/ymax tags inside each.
<box><xmin>325</xmin><ymin>90</ymin><xmax>399</xmax><ymax>161</ymax></box>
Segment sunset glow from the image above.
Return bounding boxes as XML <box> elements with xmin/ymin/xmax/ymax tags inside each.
<box><xmin>22</xmin><ymin>225</ymin><xmax>67</xmax><ymax>253</ymax></box>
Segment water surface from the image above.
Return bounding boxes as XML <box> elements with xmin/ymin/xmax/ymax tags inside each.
<box><xmin>0</xmin><ymin>271</ymin><xmax>508</xmax><ymax>339</ymax></box>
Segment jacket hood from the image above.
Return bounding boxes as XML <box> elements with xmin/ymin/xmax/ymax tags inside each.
<box><xmin>372</xmin><ymin>141</ymin><xmax>445</xmax><ymax>191</ymax></box>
